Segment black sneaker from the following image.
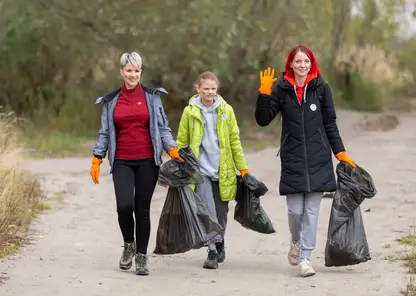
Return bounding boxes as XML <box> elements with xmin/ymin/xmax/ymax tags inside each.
<box><xmin>135</xmin><ymin>253</ymin><xmax>149</xmax><ymax>276</ymax></box>
<box><xmin>216</xmin><ymin>241</ymin><xmax>226</xmax><ymax>263</ymax></box>
<box><xmin>203</xmin><ymin>250</ymin><xmax>218</xmax><ymax>269</ymax></box>
<box><xmin>119</xmin><ymin>242</ymin><xmax>135</xmax><ymax>270</ymax></box>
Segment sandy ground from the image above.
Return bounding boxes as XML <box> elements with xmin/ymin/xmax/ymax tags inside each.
<box><xmin>0</xmin><ymin>109</ymin><xmax>415</xmax><ymax>296</ymax></box>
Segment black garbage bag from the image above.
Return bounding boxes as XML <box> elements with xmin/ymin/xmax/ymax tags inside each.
<box><xmin>153</xmin><ymin>186</ymin><xmax>223</xmax><ymax>254</ymax></box>
<box><xmin>325</xmin><ymin>162</ymin><xmax>377</xmax><ymax>267</ymax></box>
<box><xmin>154</xmin><ymin>145</ymin><xmax>222</xmax><ymax>254</ymax></box>
<box><xmin>234</xmin><ymin>174</ymin><xmax>276</xmax><ymax>234</ymax></box>
<box><xmin>158</xmin><ymin>146</ymin><xmax>203</xmax><ymax>188</ymax></box>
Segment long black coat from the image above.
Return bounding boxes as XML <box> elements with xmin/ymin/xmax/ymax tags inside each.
<box><xmin>255</xmin><ymin>73</ymin><xmax>345</xmax><ymax>195</ymax></box>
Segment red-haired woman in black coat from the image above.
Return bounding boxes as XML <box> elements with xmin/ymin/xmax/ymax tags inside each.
<box><xmin>255</xmin><ymin>45</ymin><xmax>356</xmax><ymax>277</ymax></box>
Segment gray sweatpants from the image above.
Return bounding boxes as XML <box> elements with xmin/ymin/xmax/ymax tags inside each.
<box><xmin>195</xmin><ymin>175</ymin><xmax>229</xmax><ymax>244</ymax></box>
<box><xmin>286</xmin><ymin>192</ymin><xmax>323</xmax><ymax>260</ymax></box>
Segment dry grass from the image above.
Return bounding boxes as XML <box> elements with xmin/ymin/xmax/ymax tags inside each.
<box><xmin>336</xmin><ymin>44</ymin><xmax>413</xmax><ymax>94</ymax></box>
<box><xmin>0</xmin><ymin>110</ymin><xmax>43</xmax><ymax>257</ymax></box>
<box><xmin>398</xmin><ymin>227</ymin><xmax>416</xmax><ymax>296</ymax></box>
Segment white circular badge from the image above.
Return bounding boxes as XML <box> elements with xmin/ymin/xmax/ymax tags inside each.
<box><xmin>310</xmin><ymin>104</ymin><xmax>317</xmax><ymax>111</ymax></box>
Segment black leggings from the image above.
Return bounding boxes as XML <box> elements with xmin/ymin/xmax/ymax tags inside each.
<box><xmin>112</xmin><ymin>158</ymin><xmax>159</xmax><ymax>254</ymax></box>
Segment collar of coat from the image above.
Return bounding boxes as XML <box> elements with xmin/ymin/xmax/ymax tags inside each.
<box><xmin>95</xmin><ymin>84</ymin><xmax>168</xmax><ymax>104</ymax></box>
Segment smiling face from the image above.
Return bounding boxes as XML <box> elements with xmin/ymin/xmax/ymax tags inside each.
<box><xmin>120</xmin><ymin>63</ymin><xmax>142</xmax><ymax>89</ymax></box>
<box><xmin>196</xmin><ymin>78</ymin><xmax>218</xmax><ymax>105</ymax></box>
<box><xmin>290</xmin><ymin>50</ymin><xmax>311</xmax><ymax>78</ymax></box>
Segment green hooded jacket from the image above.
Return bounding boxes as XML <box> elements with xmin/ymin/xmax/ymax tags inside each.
<box><xmin>176</xmin><ymin>94</ymin><xmax>248</xmax><ymax>201</ymax></box>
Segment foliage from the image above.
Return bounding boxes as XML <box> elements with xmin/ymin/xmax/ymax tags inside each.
<box><xmin>0</xmin><ymin>0</ymin><xmax>414</xmax><ymax>140</ymax></box>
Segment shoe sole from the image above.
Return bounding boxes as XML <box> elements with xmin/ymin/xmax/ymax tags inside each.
<box><xmin>301</xmin><ymin>272</ymin><xmax>316</xmax><ymax>277</ymax></box>
<box><xmin>119</xmin><ymin>262</ymin><xmax>133</xmax><ymax>270</ymax></box>
<box><xmin>136</xmin><ymin>270</ymin><xmax>149</xmax><ymax>276</ymax></box>
<box><xmin>203</xmin><ymin>264</ymin><xmax>218</xmax><ymax>269</ymax></box>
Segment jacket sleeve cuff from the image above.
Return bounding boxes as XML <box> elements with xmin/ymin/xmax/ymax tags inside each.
<box><xmin>256</xmin><ymin>93</ymin><xmax>272</xmax><ymax>108</ymax></box>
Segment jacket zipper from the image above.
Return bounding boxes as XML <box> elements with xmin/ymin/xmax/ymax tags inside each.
<box><xmin>218</xmin><ymin>111</ymin><xmax>229</xmax><ymax>180</ymax></box>
<box><xmin>293</xmin><ymin>86</ymin><xmax>300</xmax><ymax>106</ymax></box>
<box><xmin>225</xmin><ymin>119</ymin><xmax>229</xmax><ymax>180</ymax></box>
<box><xmin>298</xmin><ymin>86</ymin><xmax>311</xmax><ymax>191</ymax></box>
<box><xmin>276</xmin><ymin>134</ymin><xmax>289</xmax><ymax>157</ymax></box>
<box><xmin>318</xmin><ymin>128</ymin><xmax>328</xmax><ymax>150</ymax></box>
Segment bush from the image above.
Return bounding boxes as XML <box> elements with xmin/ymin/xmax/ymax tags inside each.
<box><xmin>0</xmin><ymin>111</ymin><xmax>43</xmax><ymax>255</ymax></box>
<box><xmin>333</xmin><ymin>44</ymin><xmax>413</xmax><ymax>112</ymax></box>
<box><xmin>341</xmin><ymin>72</ymin><xmax>384</xmax><ymax>112</ymax></box>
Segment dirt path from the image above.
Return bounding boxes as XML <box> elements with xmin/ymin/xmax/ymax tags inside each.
<box><xmin>1</xmin><ymin>110</ymin><xmax>415</xmax><ymax>296</ymax></box>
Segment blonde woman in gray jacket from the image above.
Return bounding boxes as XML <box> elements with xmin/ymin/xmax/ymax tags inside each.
<box><xmin>89</xmin><ymin>52</ymin><xmax>183</xmax><ymax>276</ymax></box>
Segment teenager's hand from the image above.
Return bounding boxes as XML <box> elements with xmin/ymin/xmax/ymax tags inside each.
<box><xmin>240</xmin><ymin>169</ymin><xmax>250</xmax><ymax>177</ymax></box>
<box><xmin>259</xmin><ymin>67</ymin><xmax>277</xmax><ymax>96</ymax></box>
<box><xmin>168</xmin><ymin>146</ymin><xmax>184</xmax><ymax>162</ymax></box>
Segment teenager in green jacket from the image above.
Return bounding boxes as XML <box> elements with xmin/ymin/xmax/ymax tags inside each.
<box><xmin>176</xmin><ymin>71</ymin><xmax>250</xmax><ymax>269</ymax></box>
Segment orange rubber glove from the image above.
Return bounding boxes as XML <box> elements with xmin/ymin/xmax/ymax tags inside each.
<box><xmin>168</xmin><ymin>146</ymin><xmax>184</xmax><ymax>162</ymax></box>
<box><xmin>259</xmin><ymin>67</ymin><xmax>278</xmax><ymax>95</ymax></box>
<box><xmin>335</xmin><ymin>151</ymin><xmax>356</xmax><ymax>168</ymax></box>
<box><xmin>90</xmin><ymin>157</ymin><xmax>103</xmax><ymax>184</ymax></box>
<box><xmin>240</xmin><ymin>169</ymin><xmax>250</xmax><ymax>177</ymax></box>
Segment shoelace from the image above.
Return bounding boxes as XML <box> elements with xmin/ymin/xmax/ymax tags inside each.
<box><xmin>136</xmin><ymin>255</ymin><xmax>148</xmax><ymax>267</ymax></box>
<box><xmin>294</xmin><ymin>243</ymin><xmax>300</xmax><ymax>252</ymax></box>
<box><xmin>121</xmin><ymin>245</ymin><xmax>134</xmax><ymax>261</ymax></box>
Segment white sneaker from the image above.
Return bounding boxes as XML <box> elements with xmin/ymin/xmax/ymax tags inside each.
<box><xmin>299</xmin><ymin>260</ymin><xmax>316</xmax><ymax>277</ymax></box>
<box><xmin>288</xmin><ymin>240</ymin><xmax>301</xmax><ymax>266</ymax></box>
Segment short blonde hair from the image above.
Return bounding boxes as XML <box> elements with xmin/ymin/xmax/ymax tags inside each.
<box><xmin>120</xmin><ymin>52</ymin><xmax>142</xmax><ymax>69</ymax></box>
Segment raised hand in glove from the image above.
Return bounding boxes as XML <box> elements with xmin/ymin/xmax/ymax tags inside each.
<box><xmin>335</xmin><ymin>151</ymin><xmax>356</xmax><ymax>168</ymax></box>
<box><xmin>168</xmin><ymin>146</ymin><xmax>184</xmax><ymax>162</ymax></box>
<box><xmin>259</xmin><ymin>67</ymin><xmax>278</xmax><ymax>96</ymax></box>
<box><xmin>90</xmin><ymin>156</ymin><xmax>103</xmax><ymax>184</ymax></box>
<box><xmin>240</xmin><ymin>169</ymin><xmax>250</xmax><ymax>177</ymax></box>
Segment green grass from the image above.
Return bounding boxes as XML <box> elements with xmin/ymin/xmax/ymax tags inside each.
<box><xmin>0</xmin><ymin>239</ymin><xmax>23</xmax><ymax>258</ymax></box>
<box><xmin>47</xmin><ymin>191</ymin><xmax>65</xmax><ymax>202</ymax></box>
<box><xmin>23</xmin><ymin>130</ymin><xmax>94</xmax><ymax>158</ymax></box>
<box><xmin>398</xmin><ymin>235</ymin><xmax>416</xmax><ymax>247</ymax></box>
<box><xmin>399</xmin><ymin>229</ymin><xmax>416</xmax><ymax>296</ymax></box>
<box><xmin>35</xmin><ymin>202</ymin><xmax>52</xmax><ymax>211</ymax></box>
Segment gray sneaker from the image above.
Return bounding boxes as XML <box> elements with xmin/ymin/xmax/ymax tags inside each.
<box><xmin>119</xmin><ymin>242</ymin><xmax>135</xmax><ymax>270</ymax></box>
<box><xmin>216</xmin><ymin>241</ymin><xmax>226</xmax><ymax>263</ymax></box>
<box><xmin>203</xmin><ymin>250</ymin><xmax>219</xmax><ymax>269</ymax></box>
<box><xmin>135</xmin><ymin>253</ymin><xmax>149</xmax><ymax>276</ymax></box>
<box><xmin>288</xmin><ymin>240</ymin><xmax>301</xmax><ymax>266</ymax></box>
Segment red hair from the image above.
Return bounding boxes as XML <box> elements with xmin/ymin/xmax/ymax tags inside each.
<box><xmin>284</xmin><ymin>45</ymin><xmax>321</xmax><ymax>77</ymax></box>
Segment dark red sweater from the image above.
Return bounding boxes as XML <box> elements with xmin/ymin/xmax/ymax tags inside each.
<box><xmin>113</xmin><ymin>84</ymin><xmax>154</xmax><ymax>160</ymax></box>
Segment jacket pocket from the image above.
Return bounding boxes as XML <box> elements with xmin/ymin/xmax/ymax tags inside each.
<box><xmin>276</xmin><ymin>133</ymin><xmax>289</xmax><ymax>157</ymax></box>
<box><xmin>318</xmin><ymin>128</ymin><xmax>328</xmax><ymax>150</ymax></box>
